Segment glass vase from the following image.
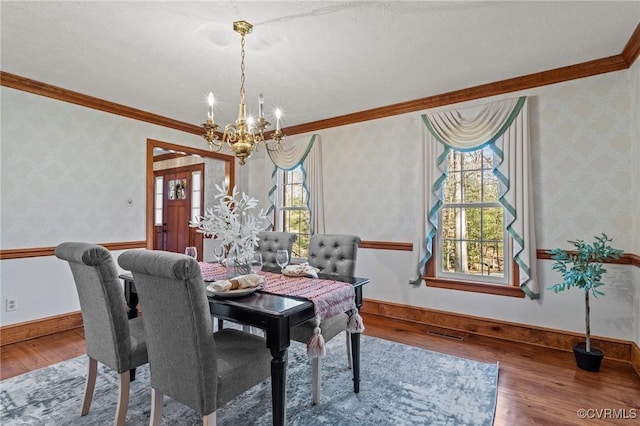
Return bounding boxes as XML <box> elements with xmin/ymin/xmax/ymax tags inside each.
<box><xmin>225</xmin><ymin>252</ymin><xmax>251</xmax><ymax>278</ymax></box>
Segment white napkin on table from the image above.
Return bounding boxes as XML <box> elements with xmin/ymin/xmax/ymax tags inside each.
<box><xmin>282</xmin><ymin>263</ymin><xmax>319</xmax><ymax>278</ymax></box>
<box><xmin>209</xmin><ymin>274</ymin><xmax>265</xmax><ymax>292</ymax></box>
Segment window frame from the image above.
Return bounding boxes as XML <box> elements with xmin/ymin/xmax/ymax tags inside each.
<box><xmin>425</xmin><ymin>147</ymin><xmax>524</xmax><ymax>298</ymax></box>
<box><xmin>276</xmin><ymin>165</ymin><xmax>310</xmax><ymax>259</ymax></box>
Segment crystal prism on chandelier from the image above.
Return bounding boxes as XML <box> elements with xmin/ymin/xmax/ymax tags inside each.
<box><xmin>201</xmin><ymin>20</ymin><xmax>284</xmax><ymax>165</ymax></box>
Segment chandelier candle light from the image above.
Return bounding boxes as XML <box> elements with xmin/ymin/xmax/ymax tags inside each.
<box><xmin>202</xmin><ymin>20</ymin><xmax>284</xmax><ymax>165</ymax></box>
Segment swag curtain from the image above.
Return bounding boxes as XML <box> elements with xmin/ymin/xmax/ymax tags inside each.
<box><xmin>266</xmin><ymin>134</ymin><xmax>325</xmax><ymax>234</ymax></box>
<box><xmin>411</xmin><ymin>96</ymin><xmax>538</xmax><ymax>299</ymax></box>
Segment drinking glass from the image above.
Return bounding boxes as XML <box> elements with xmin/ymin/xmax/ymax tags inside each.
<box><xmin>184</xmin><ymin>246</ymin><xmax>198</xmax><ymax>259</ymax></box>
<box><xmin>276</xmin><ymin>249</ymin><xmax>290</xmax><ymax>271</ymax></box>
<box><xmin>213</xmin><ymin>244</ymin><xmax>226</xmax><ymax>264</ymax></box>
<box><xmin>250</xmin><ymin>252</ymin><xmax>263</xmax><ymax>274</ymax></box>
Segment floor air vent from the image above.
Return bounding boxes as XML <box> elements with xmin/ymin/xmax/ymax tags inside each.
<box><xmin>427</xmin><ymin>330</ymin><xmax>465</xmax><ymax>341</ymax></box>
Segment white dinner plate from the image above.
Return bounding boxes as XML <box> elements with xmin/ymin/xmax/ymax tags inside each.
<box><xmin>206</xmin><ymin>284</ymin><xmax>262</xmax><ymax>298</ymax></box>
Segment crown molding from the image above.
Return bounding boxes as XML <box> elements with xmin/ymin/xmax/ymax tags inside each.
<box><xmin>0</xmin><ymin>71</ymin><xmax>202</xmax><ymax>135</ymax></box>
<box><xmin>1</xmin><ymin>24</ymin><xmax>637</xmax><ymax>139</ymax></box>
<box><xmin>282</xmin><ymin>55</ymin><xmax>628</xmax><ymax>137</ymax></box>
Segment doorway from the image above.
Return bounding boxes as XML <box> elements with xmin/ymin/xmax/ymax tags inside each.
<box><xmin>146</xmin><ymin>139</ymin><xmax>235</xmax><ymax>260</ymax></box>
<box><xmin>153</xmin><ymin>163</ymin><xmax>204</xmax><ymax>255</ymax></box>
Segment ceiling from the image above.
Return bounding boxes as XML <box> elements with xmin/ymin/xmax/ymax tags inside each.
<box><xmin>2</xmin><ymin>1</ymin><xmax>639</xmax><ymax>131</ymax></box>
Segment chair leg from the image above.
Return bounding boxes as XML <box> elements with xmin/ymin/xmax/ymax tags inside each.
<box><xmin>81</xmin><ymin>357</ymin><xmax>97</xmax><ymax>416</ymax></box>
<box><xmin>114</xmin><ymin>372</ymin><xmax>130</xmax><ymax>426</ymax></box>
<box><xmin>203</xmin><ymin>411</ymin><xmax>217</xmax><ymax>426</ymax></box>
<box><xmin>150</xmin><ymin>388</ymin><xmax>164</xmax><ymax>426</ymax></box>
<box><xmin>346</xmin><ymin>331</ymin><xmax>353</xmax><ymax>369</ymax></box>
<box><xmin>311</xmin><ymin>357</ymin><xmax>322</xmax><ymax>405</ymax></box>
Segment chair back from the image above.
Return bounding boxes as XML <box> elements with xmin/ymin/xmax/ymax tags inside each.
<box><xmin>307</xmin><ymin>234</ymin><xmax>361</xmax><ymax>276</ymax></box>
<box><xmin>117</xmin><ymin>250</ymin><xmax>217</xmax><ymax>415</ymax></box>
<box><xmin>54</xmin><ymin>242</ymin><xmax>134</xmax><ymax>373</ymax></box>
<box><xmin>257</xmin><ymin>231</ymin><xmax>297</xmax><ymax>267</ymax></box>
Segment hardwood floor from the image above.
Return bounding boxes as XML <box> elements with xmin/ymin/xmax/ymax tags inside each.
<box><xmin>2</xmin><ymin>314</ymin><xmax>639</xmax><ymax>425</ymax></box>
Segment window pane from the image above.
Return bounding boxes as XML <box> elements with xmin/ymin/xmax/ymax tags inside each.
<box><xmin>154</xmin><ymin>176</ymin><xmax>163</xmax><ymax>226</ymax></box>
<box><xmin>462</xmin><ymin>150</ymin><xmax>482</xmax><ymax>171</ymax></box>
<box><xmin>482</xmin><ymin>207</ymin><xmax>503</xmax><ymax>241</ymax></box>
<box><xmin>191</xmin><ymin>171</ymin><xmax>202</xmax><ymax>222</ymax></box>
<box><xmin>441</xmin><ymin>239</ymin><xmax>459</xmax><ymax>272</ymax></box>
<box><xmin>192</xmin><ymin>171</ymin><xmax>201</xmax><ymax>191</ymax></box>
<box><xmin>464</xmin><ymin>207</ymin><xmax>481</xmax><ymax>240</ymax></box>
<box><xmin>441</xmin><ymin>207</ymin><xmax>457</xmax><ymax>239</ymax></box>
<box><xmin>482</xmin><ymin>148</ymin><xmax>493</xmax><ymax>169</ymax></box>
<box><xmin>483</xmin><ymin>170</ymin><xmax>500</xmax><ymax>202</ymax></box>
<box><xmin>444</xmin><ymin>172</ymin><xmax>462</xmax><ymax>203</ymax></box>
<box><xmin>448</xmin><ymin>151</ymin><xmax>462</xmax><ymax>172</ymax></box>
<box><xmin>482</xmin><ymin>242</ymin><xmax>504</xmax><ymax>277</ymax></box>
<box><xmin>462</xmin><ymin>170</ymin><xmax>481</xmax><ymax>202</ymax></box>
<box><xmin>465</xmin><ymin>240</ymin><xmax>481</xmax><ymax>274</ymax></box>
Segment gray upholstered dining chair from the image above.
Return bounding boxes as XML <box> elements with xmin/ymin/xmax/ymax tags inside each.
<box><xmin>290</xmin><ymin>233</ymin><xmax>361</xmax><ymax>405</ymax></box>
<box><xmin>257</xmin><ymin>231</ymin><xmax>297</xmax><ymax>267</ymax></box>
<box><xmin>54</xmin><ymin>242</ymin><xmax>148</xmax><ymax>426</ymax></box>
<box><xmin>117</xmin><ymin>249</ymin><xmax>272</xmax><ymax>425</ymax></box>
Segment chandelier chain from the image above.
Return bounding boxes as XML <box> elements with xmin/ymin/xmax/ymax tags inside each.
<box><xmin>240</xmin><ymin>34</ymin><xmax>246</xmax><ymax>104</ymax></box>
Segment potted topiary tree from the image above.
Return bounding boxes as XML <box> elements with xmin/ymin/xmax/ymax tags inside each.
<box><xmin>547</xmin><ymin>233</ymin><xmax>623</xmax><ymax>372</ymax></box>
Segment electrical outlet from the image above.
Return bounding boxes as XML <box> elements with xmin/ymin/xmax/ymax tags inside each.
<box><xmin>5</xmin><ymin>298</ymin><xmax>17</xmax><ymax>312</ymax></box>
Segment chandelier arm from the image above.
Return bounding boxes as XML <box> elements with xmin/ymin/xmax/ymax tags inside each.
<box><xmin>207</xmin><ymin>140</ymin><xmax>224</xmax><ymax>153</ymax></box>
<box><xmin>264</xmin><ymin>140</ymin><xmax>282</xmax><ymax>152</ymax></box>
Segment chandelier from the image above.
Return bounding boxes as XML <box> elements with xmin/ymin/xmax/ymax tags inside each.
<box><xmin>202</xmin><ymin>20</ymin><xmax>284</xmax><ymax>165</ymax></box>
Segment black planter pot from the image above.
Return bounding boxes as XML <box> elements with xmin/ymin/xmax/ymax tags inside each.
<box><xmin>573</xmin><ymin>343</ymin><xmax>604</xmax><ymax>372</ymax></box>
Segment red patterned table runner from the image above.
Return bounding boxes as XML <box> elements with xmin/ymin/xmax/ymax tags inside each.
<box><xmin>199</xmin><ymin>262</ymin><xmax>356</xmax><ymax>322</ymax></box>
<box><xmin>199</xmin><ymin>262</ymin><xmax>364</xmax><ymax>357</ymax></box>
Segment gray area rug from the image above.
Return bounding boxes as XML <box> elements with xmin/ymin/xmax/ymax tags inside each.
<box><xmin>1</xmin><ymin>334</ymin><xmax>498</xmax><ymax>425</ymax></box>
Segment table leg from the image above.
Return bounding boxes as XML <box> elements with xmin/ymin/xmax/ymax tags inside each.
<box><xmin>350</xmin><ymin>332</ymin><xmax>361</xmax><ymax>393</ymax></box>
<box><xmin>124</xmin><ymin>279</ymin><xmax>138</xmax><ymax>319</ymax></box>
<box><xmin>270</xmin><ymin>347</ymin><xmax>287</xmax><ymax>426</ymax></box>
<box><xmin>123</xmin><ymin>278</ymin><xmax>138</xmax><ymax>381</ymax></box>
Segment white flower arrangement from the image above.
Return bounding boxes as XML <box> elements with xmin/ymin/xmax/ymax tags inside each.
<box><xmin>190</xmin><ymin>184</ymin><xmax>268</xmax><ymax>258</ymax></box>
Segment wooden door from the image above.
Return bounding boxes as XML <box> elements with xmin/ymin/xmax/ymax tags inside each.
<box><xmin>153</xmin><ymin>164</ymin><xmax>204</xmax><ymax>258</ymax></box>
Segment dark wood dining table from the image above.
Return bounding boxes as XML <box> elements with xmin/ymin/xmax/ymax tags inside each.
<box><xmin>119</xmin><ymin>265</ymin><xmax>369</xmax><ymax>426</ymax></box>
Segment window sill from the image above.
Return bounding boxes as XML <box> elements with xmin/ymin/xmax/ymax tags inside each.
<box><xmin>425</xmin><ymin>277</ymin><xmax>525</xmax><ymax>298</ymax></box>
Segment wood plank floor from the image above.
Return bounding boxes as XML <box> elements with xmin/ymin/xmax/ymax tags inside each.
<box><xmin>1</xmin><ymin>314</ymin><xmax>639</xmax><ymax>425</ymax></box>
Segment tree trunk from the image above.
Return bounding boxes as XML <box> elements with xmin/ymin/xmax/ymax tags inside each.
<box><xmin>585</xmin><ymin>291</ymin><xmax>591</xmax><ymax>353</ymax></box>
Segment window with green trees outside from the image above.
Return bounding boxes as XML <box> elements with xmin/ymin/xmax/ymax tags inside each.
<box><xmin>438</xmin><ymin>146</ymin><xmax>509</xmax><ymax>285</ymax></box>
<box><xmin>279</xmin><ymin>166</ymin><xmax>310</xmax><ymax>258</ymax></box>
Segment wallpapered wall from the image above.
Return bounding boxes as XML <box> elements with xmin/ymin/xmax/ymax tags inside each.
<box><xmin>1</xmin><ymin>69</ymin><xmax>637</xmax><ymax>346</ymax></box>
<box><xmin>247</xmin><ymin>69</ymin><xmax>637</xmax><ymax>343</ymax></box>
<box><xmin>0</xmin><ymin>86</ymin><xmax>205</xmax><ymax>325</ymax></box>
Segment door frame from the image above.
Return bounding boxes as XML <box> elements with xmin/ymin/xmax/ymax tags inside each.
<box><xmin>153</xmin><ymin>163</ymin><xmax>204</xmax><ymax>254</ymax></box>
<box><xmin>146</xmin><ymin>138</ymin><xmax>235</xmax><ymax>250</ymax></box>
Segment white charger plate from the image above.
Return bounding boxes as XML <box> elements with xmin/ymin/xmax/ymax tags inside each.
<box><xmin>206</xmin><ymin>284</ymin><xmax>261</xmax><ymax>298</ymax></box>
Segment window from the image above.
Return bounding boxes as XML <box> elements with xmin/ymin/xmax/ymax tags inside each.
<box><xmin>154</xmin><ymin>176</ymin><xmax>163</xmax><ymax>226</ymax></box>
<box><xmin>425</xmin><ymin>146</ymin><xmax>524</xmax><ymax>298</ymax></box>
<box><xmin>277</xmin><ymin>166</ymin><xmax>310</xmax><ymax>258</ymax></box>
<box><xmin>191</xmin><ymin>170</ymin><xmax>202</xmax><ymax>222</ymax></box>
<box><xmin>418</xmin><ymin>97</ymin><xmax>532</xmax><ymax>298</ymax></box>
<box><xmin>438</xmin><ymin>147</ymin><xmax>509</xmax><ymax>284</ymax></box>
